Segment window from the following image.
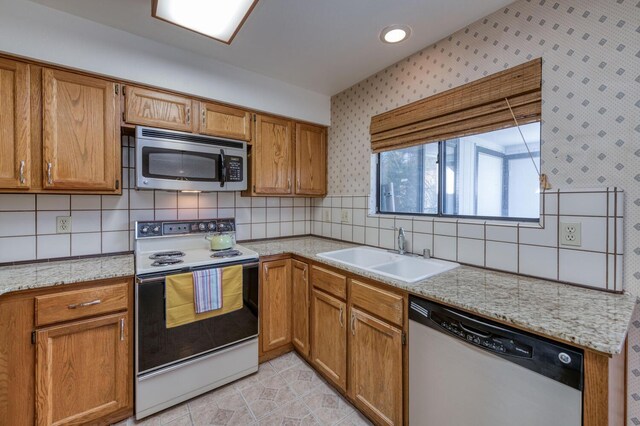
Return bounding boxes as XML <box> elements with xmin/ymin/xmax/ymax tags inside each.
<box><xmin>377</xmin><ymin>122</ymin><xmax>540</xmax><ymax>220</ymax></box>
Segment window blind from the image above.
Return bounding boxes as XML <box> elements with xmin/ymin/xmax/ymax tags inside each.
<box><xmin>370</xmin><ymin>58</ymin><xmax>542</xmax><ymax>153</ymax></box>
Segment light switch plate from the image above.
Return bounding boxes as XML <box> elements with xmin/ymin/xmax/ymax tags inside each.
<box><xmin>341</xmin><ymin>209</ymin><xmax>350</xmax><ymax>224</ymax></box>
<box><xmin>560</xmin><ymin>222</ymin><xmax>581</xmax><ymax>246</ymax></box>
<box><xmin>56</xmin><ymin>216</ymin><xmax>72</xmax><ymax>233</ymax></box>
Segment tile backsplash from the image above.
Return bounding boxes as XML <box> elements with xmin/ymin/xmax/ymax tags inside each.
<box><xmin>311</xmin><ymin>188</ymin><xmax>624</xmax><ymax>292</ymax></box>
<box><xmin>0</xmin><ymin>136</ymin><xmax>312</xmax><ymax>263</ymax></box>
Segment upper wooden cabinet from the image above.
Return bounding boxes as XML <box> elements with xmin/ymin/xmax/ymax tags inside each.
<box><xmin>311</xmin><ymin>288</ymin><xmax>347</xmax><ymax>392</ymax></box>
<box><xmin>123</xmin><ymin>86</ymin><xmax>194</xmax><ymax>132</ymax></box>
<box><xmin>295</xmin><ymin>123</ymin><xmax>326</xmax><ymax>196</ymax></box>
<box><xmin>0</xmin><ymin>58</ymin><xmax>30</xmax><ymax>189</ymax></box>
<box><xmin>252</xmin><ymin>114</ymin><xmax>294</xmax><ymax>195</ymax></box>
<box><xmin>261</xmin><ymin>259</ymin><xmax>292</xmax><ymax>353</ymax></box>
<box><xmin>349</xmin><ymin>307</ymin><xmax>403</xmax><ymax>426</ymax></box>
<box><xmin>200</xmin><ymin>102</ymin><xmax>251</xmax><ymax>141</ymax></box>
<box><xmin>42</xmin><ymin>69</ymin><xmax>120</xmax><ymax>191</ymax></box>
<box><xmin>35</xmin><ymin>312</ymin><xmax>129</xmax><ymax>426</ymax></box>
<box><xmin>291</xmin><ymin>260</ymin><xmax>310</xmax><ymax>357</ymax></box>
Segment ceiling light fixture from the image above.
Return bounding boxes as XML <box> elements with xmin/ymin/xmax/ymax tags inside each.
<box><xmin>380</xmin><ymin>25</ymin><xmax>411</xmax><ymax>44</ymax></box>
<box><xmin>152</xmin><ymin>0</ymin><xmax>259</xmax><ymax>44</ymax></box>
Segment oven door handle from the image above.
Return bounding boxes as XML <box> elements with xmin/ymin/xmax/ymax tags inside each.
<box><xmin>136</xmin><ymin>261</ymin><xmax>259</xmax><ymax>284</ymax></box>
<box><xmin>219</xmin><ymin>149</ymin><xmax>227</xmax><ymax>188</ymax></box>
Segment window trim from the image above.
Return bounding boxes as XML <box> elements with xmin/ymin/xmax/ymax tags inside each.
<box><xmin>375</xmin><ymin>140</ymin><xmax>541</xmax><ymax>223</ymax></box>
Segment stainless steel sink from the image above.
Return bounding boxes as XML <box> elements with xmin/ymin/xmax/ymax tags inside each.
<box><xmin>317</xmin><ymin>246</ymin><xmax>459</xmax><ymax>283</ymax></box>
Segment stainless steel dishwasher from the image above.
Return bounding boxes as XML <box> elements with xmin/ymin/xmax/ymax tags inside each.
<box><xmin>409</xmin><ymin>296</ymin><xmax>583</xmax><ymax>426</ymax></box>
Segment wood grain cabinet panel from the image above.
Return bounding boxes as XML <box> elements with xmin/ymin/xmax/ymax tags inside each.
<box><xmin>349</xmin><ymin>307</ymin><xmax>403</xmax><ymax>426</ymax></box>
<box><xmin>253</xmin><ymin>115</ymin><xmax>293</xmax><ymax>195</ymax></box>
<box><xmin>349</xmin><ymin>279</ymin><xmax>403</xmax><ymax>327</ymax></box>
<box><xmin>123</xmin><ymin>86</ymin><xmax>194</xmax><ymax>132</ymax></box>
<box><xmin>0</xmin><ymin>58</ymin><xmax>30</xmax><ymax>189</ymax></box>
<box><xmin>35</xmin><ymin>281</ymin><xmax>128</xmax><ymax>327</ymax></box>
<box><xmin>294</xmin><ymin>123</ymin><xmax>326</xmax><ymax>195</ymax></box>
<box><xmin>261</xmin><ymin>259</ymin><xmax>292</xmax><ymax>352</ymax></box>
<box><xmin>311</xmin><ymin>289</ymin><xmax>347</xmax><ymax>392</ymax></box>
<box><xmin>311</xmin><ymin>266</ymin><xmax>347</xmax><ymax>300</ymax></box>
<box><xmin>200</xmin><ymin>102</ymin><xmax>251</xmax><ymax>141</ymax></box>
<box><xmin>35</xmin><ymin>312</ymin><xmax>129</xmax><ymax>426</ymax></box>
<box><xmin>42</xmin><ymin>68</ymin><xmax>120</xmax><ymax>191</ymax></box>
<box><xmin>291</xmin><ymin>260</ymin><xmax>310</xmax><ymax>357</ymax></box>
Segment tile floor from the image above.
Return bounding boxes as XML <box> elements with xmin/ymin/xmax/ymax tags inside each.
<box><xmin>112</xmin><ymin>352</ymin><xmax>373</xmax><ymax>426</ymax></box>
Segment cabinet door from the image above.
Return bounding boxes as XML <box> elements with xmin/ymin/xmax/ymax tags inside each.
<box><xmin>311</xmin><ymin>289</ymin><xmax>347</xmax><ymax>392</ymax></box>
<box><xmin>0</xmin><ymin>58</ymin><xmax>30</xmax><ymax>189</ymax></box>
<box><xmin>294</xmin><ymin>123</ymin><xmax>326</xmax><ymax>195</ymax></box>
<box><xmin>253</xmin><ymin>115</ymin><xmax>293</xmax><ymax>195</ymax></box>
<box><xmin>124</xmin><ymin>86</ymin><xmax>194</xmax><ymax>132</ymax></box>
<box><xmin>42</xmin><ymin>69</ymin><xmax>120</xmax><ymax>191</ymax></box>
<box><xmin>200</xmin><ymin>102</ymin><xmax>251</xmax><ymax>141</ymax></box>
<box><xmin>349</xmin><ymin>307</ymin><xmax>403</xmax><ymax>426</ymax></box>
<box><xmin>261</xmin><ymin>259</ymin><xmax>292</xmax><ymax>352</ymax></box>
<box><xmin>291</xmin><ymin>260</ymin><xmax>310</xmax><ymax>357</ymax></box>
<box><xmin>35</xmin><ymin>312</ymin><xmax>129</xmax><ymax>426</ymax></box>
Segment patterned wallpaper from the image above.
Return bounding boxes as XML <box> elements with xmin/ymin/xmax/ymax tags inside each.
<box><xmin>326</xmin><ymin>0</ymin><xmax>640</xmax><ymax>421</ymax></box>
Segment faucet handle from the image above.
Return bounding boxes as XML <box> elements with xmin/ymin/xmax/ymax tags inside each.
<box><xmin>423</xmin><ymin>248</ymin><xmax>431</xmax><ymax>259</ymax></box>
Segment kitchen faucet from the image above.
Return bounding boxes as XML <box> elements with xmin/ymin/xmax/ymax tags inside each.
<box><xmin>397</xmin><ymin>227</ymin><xmax>406</xmax><ymax>255</ymax></box>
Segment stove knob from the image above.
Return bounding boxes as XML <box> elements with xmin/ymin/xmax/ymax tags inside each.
<box><xmin>198</xmin><ymin>223</ymin><xmax>206</xmax><ymax>231</ymax></box>
<box><xmin>208</xmin><ymin>223</ymin><xmax>216</xmax><ymax>231</ymax></box>
<box><xmin>152</xmin><ymin>226</ymin><xmax>160</xmax><ymax>233</ymax></box>
<box><xmin>140</xmin><ymin>225</ymin><xmax>149</xmax><ymax>234</ymax></box>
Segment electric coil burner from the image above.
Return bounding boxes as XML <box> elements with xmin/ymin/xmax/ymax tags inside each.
<box><xmin>150</xmin><ymin>258</ymin><xmax>184</xmax><ymax>267</ymax></box>
<box><xmin>211</xmin><ymin>249</ymin><xmax>242</xmax><ymax>258</ymax></box>
<box><xmin>149</xmin><ymin>250</ymin><xmax>186</xmax><ymax>260</ymax></box>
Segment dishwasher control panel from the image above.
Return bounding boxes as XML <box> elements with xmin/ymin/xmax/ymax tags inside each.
<box><xmin>431</xmin><ymin>311</ymin><xmax>533</xmax><ymax>358</ymax></box>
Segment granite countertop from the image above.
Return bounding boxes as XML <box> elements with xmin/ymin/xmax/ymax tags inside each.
<box><xmin>243</xmin><ymin>236</ymin><xmax>637</xmax><ymax>355</ymax></box>
<box><xmin>0</xmin><ymin>254</ymin><xmax>135</xmax><ymax>297</ymax></box>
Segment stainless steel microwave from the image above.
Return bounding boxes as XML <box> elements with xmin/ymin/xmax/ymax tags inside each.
<box><xmin>135</xmin><ymin>126</ymin><xmax>247</xmax><ymax>192</ymax></box>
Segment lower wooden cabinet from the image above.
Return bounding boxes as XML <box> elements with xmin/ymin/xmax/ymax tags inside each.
<box><xmin>35</xmin><ymin>313</ymin><xmax>129</xmax><ymax>426</ymax></box>
<box><xmin>291</xmin><ymin>260</ymin><xmax>310</xmax><ymax>357</ymax></box>
<box><xmin>310</xmin><ymin>288</ymin><xmax>347</xmax><ymax>392</ymax></box>
<box><xmin>0</xmin><ymin>277</ymin><xmax>133</xmax><ymax>426</ymax></box>
<box><xmin>349</xmin><ymin>307</ymin><xmax>403</xmax><ymax>426</ymax></box>
<box><xmin>261</xmin><ymin>259</ymin><xmax>292</xmax><ymax>352</ymax></box>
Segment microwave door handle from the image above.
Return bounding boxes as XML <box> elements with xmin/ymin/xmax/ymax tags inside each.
<box><xmin>219</xmin><ymin>149</ymin><xmax>227</xmax><ymax>187</ymax></box>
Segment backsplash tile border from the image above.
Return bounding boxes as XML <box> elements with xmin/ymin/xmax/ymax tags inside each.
<box><xmin>311</xmin><ymin>187</ymin><xmax>624</xmax><ymax>292</ymax></box>
<box><xmin>0</xmin><ymin>135</ymin><xmax>313</xmax><ymax>262</ymax></box>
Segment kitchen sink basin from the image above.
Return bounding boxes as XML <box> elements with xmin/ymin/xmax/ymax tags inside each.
<box><xmin>317</xmin><ymin>246</ymin><xmax>459</xmax><ymax>283</ymax></box>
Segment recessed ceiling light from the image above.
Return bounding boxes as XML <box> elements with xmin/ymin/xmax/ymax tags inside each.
<box><xmin>152</xmin><ymin>0</ymin><xmax>259</xmax><ymax>45</ymax></box>
<box><xmin>380</xmin><ymin>25</ymin><xmax>411</xmax><ymax>44</ymax></box>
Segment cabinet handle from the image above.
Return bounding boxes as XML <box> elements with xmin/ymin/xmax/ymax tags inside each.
<box><xmin>202</xmin><ymin>109</ymin><xmax>206</xmax><ymax>126</ymax></box>
<box><xmin>350</xmin><ymin>312</ymin><xmax>356</xmax><ymax>336</ymax></box>
<box><xmin>186</xmin><ymin>107</ymin><xmax>191</xmax><ymax>124</ymax></box>
<box><xmin>288</xmin><ymin>179</ymin><xmax>291</xmax><ymax>190</ymax></box>
<box><xmin>46</xmin><ymin>162</ymin><xmax>52</xmax><ymax>185</ymax></box>
<box><xmin>339</xmin><ymin>306</ymin><xmax>344</xmax><ymax>327</ymax></box>
<box><xmin>297</xmin><ymin>178</ymin><xmax>300</xmax><ymax>190</ymax></box>
<box><xmin>19</xmin><ymin>160</ymin><xmax>25</xmax><ymax>184</ymax></box>
<box><xmin>120</xmin><ymin>318</ymin><xmax>125</xmax><ymax>341</ymax></box>
<box><xmin>67</xmin><ymin>299</ymin><xmax>101</xmax><ymax>309</ymax></box>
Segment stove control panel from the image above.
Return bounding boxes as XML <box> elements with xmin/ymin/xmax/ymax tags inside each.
<box><xmin>136</xmin><ymin>218</ymin><xmax>235</xmax><ymax>239</ymax></box>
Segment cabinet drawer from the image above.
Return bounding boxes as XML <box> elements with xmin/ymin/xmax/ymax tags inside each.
<box><xmin>311</xmin><ymin>266</ymin><xmax>346</xmax><ymax>299</ymax></box>
<box><xmin>350</xmin><ymin>279</ymin><xmax>403</xmax><ymax>327</ymax></box>
<box><xmin>35</xmin><ymin>281</ymin><xmax>128</xmax><ymax>327</ymax></box>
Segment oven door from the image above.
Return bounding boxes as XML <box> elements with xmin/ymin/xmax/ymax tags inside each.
<box><xmin>136</xmin><ymin>261</ymin><xmax>259</xmax><ymax>375</ymax></box>
<box><xmin>135</xmin><ymin>127</ymin><xmax>247</xmax><ymax>192</ymax></box>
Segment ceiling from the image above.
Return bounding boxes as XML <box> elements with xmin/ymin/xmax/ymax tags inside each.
<box><xmin>30</xmin><ymin>0</ymin><xmax>513</xmax><ymax>95</ymax></box>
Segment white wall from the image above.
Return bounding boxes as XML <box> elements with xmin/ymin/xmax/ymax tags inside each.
<box><xmin>0</xmin><ymin>0</ymin><xmax>330</xmax><ymax>125</ymax></box>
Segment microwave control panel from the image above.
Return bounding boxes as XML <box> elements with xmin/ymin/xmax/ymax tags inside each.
<box><xmin>226</xmin><ymin>156</ymin><xmax>243</xmax><ymax>182</ymax></box>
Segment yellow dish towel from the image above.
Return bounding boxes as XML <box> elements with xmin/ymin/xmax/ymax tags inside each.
<box><xmin>165</xmin><ymin>265</ymin><xmax>243</xmax><ymax>329</ymax></box>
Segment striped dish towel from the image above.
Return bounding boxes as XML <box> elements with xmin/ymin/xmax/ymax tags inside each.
<box><xmin>192</xmin><ymin>268</ymin><xmax>223</xmax><ymax>314</ymax></box>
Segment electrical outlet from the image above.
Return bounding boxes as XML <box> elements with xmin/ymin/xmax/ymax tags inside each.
<box><xmin>56</xmin><ymin>216</ymin><xmax>72</xmax><ymax>234</ymax></box>
<box><xmin>340</xmin><ymin>209</ymin><xmax>350</xmax><ymax>224</ymax></box>
<box><xmin>323</xmin><ymin>209</ymin><xmax>330</xmax><ymax>222</ymax></box>
<box><xmin>560</xmin><ymin>222</ymin><xmax>581</xmax><ymax>246</ymax></box>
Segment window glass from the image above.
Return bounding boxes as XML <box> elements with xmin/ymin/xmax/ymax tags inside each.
<box><xmin>379</xmin><ymin>144</ymin><xmax>438</xmax><ymax>214</ymax></box>
<box><xmin>378</xmin><ymin>122</ymin><xmax>540</xmax><ymax>220</ymax></box>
